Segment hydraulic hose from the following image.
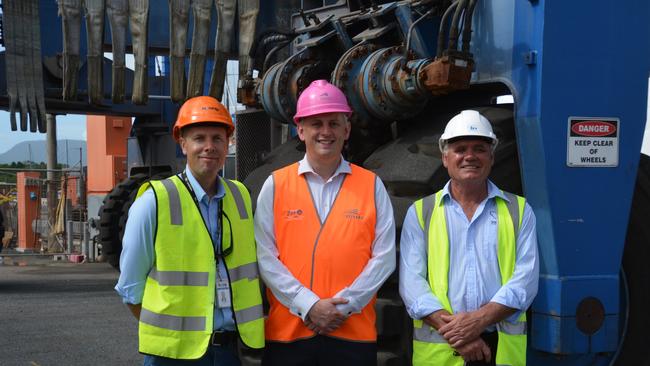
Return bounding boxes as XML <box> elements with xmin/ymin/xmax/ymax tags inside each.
<box><xmin>436</xmin><ymin>0</ymin><xmax>458</xmax><ymax>58</ymax></box>
<box><xmin>249</xmin><ymin>28</ymin><xmax>296</xmax><ymax>58</ymax></box>
<box><xmin>461</xmin><ymin>0</ymin><xmax>477</xmax><ymax>53</ymax></box>
<box><xmin>262</xmin><ymin>40</ymin><xmax>291</xmax><ymax>73</ymax></box>
<box><xmin>447</xmin><ymin>0</ymin><xmax>468</xmax><ymax>52</ymax></box>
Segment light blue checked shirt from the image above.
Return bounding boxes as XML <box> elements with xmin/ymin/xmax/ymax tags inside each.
<box><xmin>399</xmin><ymin>180</ymin><xmax>539</xmax><ymax>328</ymax></box>
<box><xmin>115</xmin><ymin>166</ymin><xmax>235</xmax><ymax>331</ymax></box>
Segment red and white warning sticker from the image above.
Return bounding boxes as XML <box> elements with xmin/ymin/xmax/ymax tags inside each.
<box><xmin>567</xmin><ymin>117</ymin><xmax>619</xmax><ymax>167</ymax></box>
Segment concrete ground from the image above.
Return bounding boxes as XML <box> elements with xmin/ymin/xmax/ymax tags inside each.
<box><xmin>0</xmin><ymin>253</ymin><xmax>142</xmax><ymax>366</ymax></box>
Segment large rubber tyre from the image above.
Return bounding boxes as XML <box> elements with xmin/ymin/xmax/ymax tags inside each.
<box><xmin>241</xmin><ymin>105</ymin><xmax>519</xmax><ymax>366</ymax></box>
<box><xmin>614</xmin><ymin>154</ymin><xmax>650</xmax><ymax>365</ymax></box>
<box><xmin>97</xmin><ymin>173</ymin><xmax>155</xmax><ymax>270</ymax></box>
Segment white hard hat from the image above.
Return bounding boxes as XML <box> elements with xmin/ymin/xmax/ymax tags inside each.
<box><xmin>438</xmin><ymin>110</ymin><xmax>499</xmax><ymax>152</ymax></box>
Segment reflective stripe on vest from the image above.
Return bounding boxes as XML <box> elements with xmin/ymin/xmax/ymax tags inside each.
<box><xmin>137</xmin><ymin>175</ymin><xmax>264</xmax><ymax>360</ymax></box>
<box><xmin>412</xmin><ymin>190</ymin><xmax>527</xmax><ymax>366</ymax></box>
<box><xmin>266</xmin><ymin>162</ymin><xmax>378</xmax><ymax>342</ymax></box>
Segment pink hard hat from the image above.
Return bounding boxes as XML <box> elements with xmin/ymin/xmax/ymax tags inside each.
<box><xmin>293</xmin><ymin>79</ymin><xmax>352</xmax><ymax>124</ymax></box>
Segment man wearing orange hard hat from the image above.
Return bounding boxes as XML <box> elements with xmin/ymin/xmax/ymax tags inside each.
<box><xmin>254</xmin><ymin>80</ymin><xmax>396</xmax><ymax>365</ymax></box>
<box><xmin>116</xmin><ymin>96</ymin><xmax>264</xmax><ymax>365</ymax></box>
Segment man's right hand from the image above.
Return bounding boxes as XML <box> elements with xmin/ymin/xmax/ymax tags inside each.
<box><xmin>126</xmin><ymin>303</ymin><xmax>142</xmax><ymax>320</ymax></box>
<box><xmin>423</xmin><ymin>309</ymin><xmax>451</xmax><ymax>330</ymax></box>
<box><xmin>454</xmin><ymin>337</ymin><xmax>492</xmax><ymax>363</ymax></box>
<box><xmin>306</xmin><ymin>298</ymin><xmax>348</xmax><ymax>334</ymax></box>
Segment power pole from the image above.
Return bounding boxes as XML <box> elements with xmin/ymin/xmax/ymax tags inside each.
<box><xmin>46</xmin><ymin>114</ymin><xmax>59</xmax><ymax>252</ymax></box>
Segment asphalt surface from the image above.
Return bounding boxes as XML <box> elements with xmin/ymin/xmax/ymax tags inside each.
<box><xmin>0</xmin><ymin>255</ymin><xmax>143</xmax><ymax>366</ymax></box>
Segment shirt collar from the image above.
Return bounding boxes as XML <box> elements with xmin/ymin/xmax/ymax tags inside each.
<box><xmin>297</xmin><ymin>155</ymin><xmax>352</xmax><ymax>177</ymax></box>
<box><xmin>184</xmin><ymin>165</ymin><xmax>225</xmax><ymax>202</ymax></box>
<box><xmin>440</xmin><ymin>179</ymin><xmax>506</xmax><ymax>204</ymax></box>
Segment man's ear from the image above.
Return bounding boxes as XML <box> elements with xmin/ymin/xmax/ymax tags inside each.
<box><xmin>179</xmin><ymin>136</ymin><xmax>188</xmax><ymax>156</ymax></box>
<box><xmin>296</xmin><ymin>122</ymin><xmax>306</xmax><ymax>142</ymax></box>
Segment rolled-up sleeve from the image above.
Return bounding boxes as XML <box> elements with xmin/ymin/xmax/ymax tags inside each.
<box><xmin>114</xmin><ymin>189</ymin><xmax>156</xmax><ymax>305</ymax></box>
<box><xmin>255</xmin><ymin>175</ymin><xmax>320</xmax><ymax>321</ymax></box>
<box><xmin>490</xmin><ymin>202</ymin><xmax>539</xmax><ymax>322</ymax></box>
<box><xmin>399</xmin><ymin>204</ymin><xmax>444</xmax><ymax>320</ymax></box>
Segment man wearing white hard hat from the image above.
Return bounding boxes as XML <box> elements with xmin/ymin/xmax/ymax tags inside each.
<box><xmin>254</xmin><ymin>80</ymin><xmax>396</xmax><ymax>365</ymax></box>
<box><xmin>399</xmin><ymin>110</ymin><xmax>539</xmax><ymax>366</ymax></box>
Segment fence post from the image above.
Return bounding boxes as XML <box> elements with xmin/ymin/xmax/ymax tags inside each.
<box><xmin>66</xmin><ymin>220</ymin><xmax>73</xmax><ymax>253</ymax></box>
<box><xmin>82</xmin><ymin>221</ymin><xmax>91</xmax><ymax>261</ymax></box>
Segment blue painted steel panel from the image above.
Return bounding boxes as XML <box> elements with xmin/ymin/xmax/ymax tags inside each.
<box><xmin>467</xmin><ymin>0</ymin><xmax>650</xmax><ymax>358</ymax></box>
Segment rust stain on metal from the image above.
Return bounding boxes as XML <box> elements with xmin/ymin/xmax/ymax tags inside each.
<box><xmin>421</xmin><ymin>54</ymin><xmax>474</xmax><ymax>95</ymax></box>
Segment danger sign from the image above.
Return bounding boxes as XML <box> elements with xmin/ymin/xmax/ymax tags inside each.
<box><xmin>567</xmin><ymin>117</ymin><xmax>619</xmax><ymax>167</ymax></box>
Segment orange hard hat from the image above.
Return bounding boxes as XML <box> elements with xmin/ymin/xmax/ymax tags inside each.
<box><xmin>172</xmin><ymin>96</ymin><xmax>234</xmax><ymax>141</ymax></box>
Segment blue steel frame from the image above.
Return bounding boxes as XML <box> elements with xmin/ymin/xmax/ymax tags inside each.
<box><xmin>469</xmin><ymin>1</ymin><xmax>649</xmax><ymax>364</ymax></box>
<box><xmin>1</xmin><ymin>0</ymin><xmax>649</xmax><ymax>364</ymax></box>
<box><xmin>0</xmin><ymin>0</ymin><xmax>280</xmax><ymax>120</ymax></box>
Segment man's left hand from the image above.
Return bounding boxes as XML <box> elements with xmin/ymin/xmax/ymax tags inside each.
<box><xmin>306</xmin><ymin>298</ymin><xmax>349</xmax><ymax>334</ymax></box>
<box><xmin>438</xmin><ymin>311</ymin><xmax>487</xmax><ymax>348</ymax></box>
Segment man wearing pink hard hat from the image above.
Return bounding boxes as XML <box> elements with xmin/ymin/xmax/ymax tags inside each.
<box><xmin>254</xmin><ymin>80</ymin><xmax>396</xmax><ymax>365</ymax></box>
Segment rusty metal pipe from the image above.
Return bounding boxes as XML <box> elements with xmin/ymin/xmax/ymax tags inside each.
<box><xmin>404</xmin><ymin>8</ymin><xmax>435</xmax><ymax>61</ymax></box>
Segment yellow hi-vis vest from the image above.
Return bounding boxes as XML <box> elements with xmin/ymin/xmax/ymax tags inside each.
<box><xmin>136</xmin><ymin>175</ymin><xmax>264</xmax><ymax>359</ymax></box>
<box><xmin>412</xmin><ymin>190</ymin><xmax>527</xmax><ymax>366</ymax></box>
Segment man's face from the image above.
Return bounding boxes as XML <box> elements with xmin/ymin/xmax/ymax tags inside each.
<box><xmin>297</xmin><ymin>112</ymin><xmax>351</xmax><ymax>163</ymax></box>
<box><xmin>179</xmin><ymin>124</ymin><xmax>229</xmax><ymax>179</ymax></box>
<box><xmin>442</xmin><ymin>138</ymin><xmax>494</xmax><ymax>184</ymax></box>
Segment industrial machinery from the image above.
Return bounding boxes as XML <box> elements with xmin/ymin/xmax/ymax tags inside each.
<box><xmin>0</xmin><ymin>0</ymin><xmax>649</xmax><ymax>365</ymax></box>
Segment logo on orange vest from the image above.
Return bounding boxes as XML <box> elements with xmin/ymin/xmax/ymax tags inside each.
<box><xmin>284</xmin><ymin>209</ymin><xmax>304</xmax><ymax>221</ymax></box>
<box><xmin>344</xmin><ymin>208</ymin><xmax>364</xmax><ymax>220</ymax></box>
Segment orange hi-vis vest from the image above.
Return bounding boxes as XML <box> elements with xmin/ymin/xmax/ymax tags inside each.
<box><xmin>267</xmin><ymin>162</ymin><xmax>378</xmax><ymax>342</ymax></box>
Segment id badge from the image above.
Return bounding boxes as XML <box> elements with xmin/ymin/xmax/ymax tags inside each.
<box><xmin>216</xmin><ymin>279</ymin><xmax>232</xmax><ymax>309</ymax></box>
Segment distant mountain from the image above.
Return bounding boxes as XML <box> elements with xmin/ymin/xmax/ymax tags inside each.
<box><xmin>0</xmin><ymin>140</ymin><xmax>86</xmax><ymax>165</ymax></box>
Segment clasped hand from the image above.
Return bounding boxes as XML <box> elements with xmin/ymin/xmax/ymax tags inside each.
<box><xmin>305</xmin><ymin>298</ymin><xmax>349</xmax><ymax>335</ymax></box>
<box><xmin>438</xmin><ymin>311</ymin><xmax>487</xmax><ymax>348</ymax></box>
<box><xmin>426</xmin><ymin>310</ymin><xmax>491</xmax><ymax>362</ymax></box>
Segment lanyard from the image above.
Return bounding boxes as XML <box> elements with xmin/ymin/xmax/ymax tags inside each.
<box><xmin>179</xmin><ymin>171</ymin><xmax>232</xmax><ymax>258</ymax></box>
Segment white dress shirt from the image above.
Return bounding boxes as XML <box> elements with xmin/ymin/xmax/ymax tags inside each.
<box><xmin>255</xmin><ymin>155</ymin><xmax>396</xmax><ymax>320</ymax></box>
<box><xmin>399</xmin><ymin>180</ymin><xmax>539</xmax><ymax>327</ymax></box>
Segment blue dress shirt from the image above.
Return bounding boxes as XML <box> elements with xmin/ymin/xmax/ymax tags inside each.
<box><xmin>399</xmin><ymin>180</ymin><xmax>539</xmax><ymax>328</ymax></box>
<box><xmin>115</xmin><ymin>167</ymin><xmax>235</xmax><ymax>331</ymax></box>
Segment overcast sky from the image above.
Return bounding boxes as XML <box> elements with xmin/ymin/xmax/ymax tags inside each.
<box><xmin>0</xmin><ymin>113</ymin><xmax>87</xmax><ymax>154</ymax></box>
